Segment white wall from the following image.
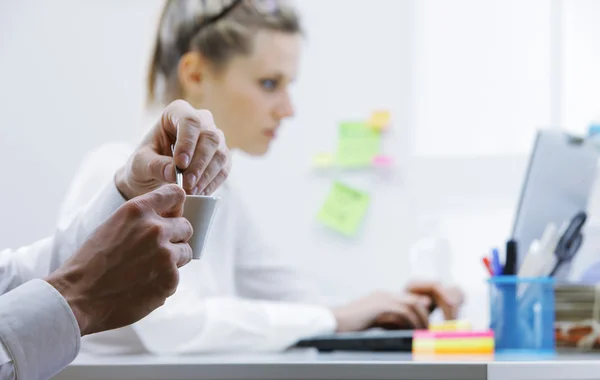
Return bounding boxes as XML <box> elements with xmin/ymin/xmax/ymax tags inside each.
<box><xmin>560</xmin><ymin>0</ymin><xmax>600</xmax><ymax>279</ymax></box>
<box><xmin>563</xmin><ymin>0</ymin><xmax>600</xmax><ymax>134</ymax></box>
<box><xmin>413</xmin><ymin>0</ymin><xmax>553</xmax><ymax>157</ymax></box>
<box><xmin>0</xmin><ymin>0</ymin><xmax>163</xmax><ymax>246</ymax></box>
<box><xmin>2</xmin><ymin>0</ymin><xmax>600</xmax><ymax>327</ymax></box>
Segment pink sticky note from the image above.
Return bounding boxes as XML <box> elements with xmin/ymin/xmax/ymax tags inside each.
<box><xmin>413</xmin><ymin>330</ymin><xmax>494</xmax><ymax>340</ymax></box>
<box><xmin>372</xmin><ymin>155</ymin><xmax>393</xmax><ymax>167</ymax></box>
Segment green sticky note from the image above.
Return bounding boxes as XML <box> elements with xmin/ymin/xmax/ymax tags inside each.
<box><xmin>336</xmin><ymin>122</ymin><xmax>382</xmax><ymax>168</ymax></box>
<box><xmin>317</xmin><ymin>182</ymin><xmax>371</xmax><ymax>236</ymax></box>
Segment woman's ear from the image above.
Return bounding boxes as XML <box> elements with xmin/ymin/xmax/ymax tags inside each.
<box><xmin>178</xmin><ymin>52</ymin><xmax>205</xmax><ymax>100</ymax></box>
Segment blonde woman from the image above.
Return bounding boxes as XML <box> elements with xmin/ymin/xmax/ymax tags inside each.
<box><xmin>59</xmin><ymin>0</ymin><xmax>464</xmax><ymax>354</ymax></box>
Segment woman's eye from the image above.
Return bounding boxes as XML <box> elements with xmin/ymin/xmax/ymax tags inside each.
<box><xmin>260</xmin><ymin>79</ymin><xmax>278</xmax><ymax>92</ymax></box>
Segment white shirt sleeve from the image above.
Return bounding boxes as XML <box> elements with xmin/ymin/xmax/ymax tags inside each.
<box><xmin>0</xmin><ymin>180</ymin><xmax>126</xmax><ymax>295</ymax></box>
<box><xmin>132</xmin><ymin>286</ymin><xmax>337</xmax><ymax>354</ymax></box>
<box><xmin>0</xmin><ymin>279</ymin><xmax>80</xmax><ymax>380</ymax></box>
<box><xmin>0</xmin><ymin>170</ymin><xmax>126</xmax><ymax>379</ymax></box>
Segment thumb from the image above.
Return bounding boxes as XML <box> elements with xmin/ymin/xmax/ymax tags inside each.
<box><xmin>140</xmin><ymin>146</ymin><xmax>177</xmax><ymax>184</ymax></box>
<box><xmin>136</xmin><ymin>184</ymin><xmax>186</xmax><ymax>217</ymax></box>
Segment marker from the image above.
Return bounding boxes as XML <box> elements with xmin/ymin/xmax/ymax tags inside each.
<box><xmin>503</xmin><ymin>239</ymin><xmax>518</xmax><ymax>275</ymax></box>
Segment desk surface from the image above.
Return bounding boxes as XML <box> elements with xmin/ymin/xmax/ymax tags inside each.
<box><xmin>53</xmin><ymin>350</ymin><xmax>600</xmax><ymax>380</ymax></box>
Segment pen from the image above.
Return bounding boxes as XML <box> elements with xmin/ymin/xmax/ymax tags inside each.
<box><xmin>491</xmin><ymin>248</ymin><xmax>502</xmax><ymax>276</ymax></box>
<box><xmin>482</xmin><ymin>257</ymin><xmax>493</xmax><ymax>276</ymax></box>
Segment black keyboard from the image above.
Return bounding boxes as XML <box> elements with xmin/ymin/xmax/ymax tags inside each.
<box><xmin>295</xmin><ymin>329</ymin><xmax>414</xmax><ymax>352</ymax></box>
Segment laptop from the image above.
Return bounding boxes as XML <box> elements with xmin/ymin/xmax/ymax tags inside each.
<box><xmin>297</xmin><ymin>130</ymin><xmax>598</xmax><ymax>352</ymax></box>
<box><xmin>511</xmin><ymin>130</ymin><xmax>597</xmax><ymax>275</ymax></box>
<box><xmin>294</xmin><ymin>328</ymin><xmax>414</xmax><ymax>352</ymax></box>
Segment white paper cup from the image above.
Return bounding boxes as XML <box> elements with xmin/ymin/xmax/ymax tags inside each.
<box><xmin>182</xmin><ymin>195</ymin><xmax>220</xmax><ymax>260</ymax></box>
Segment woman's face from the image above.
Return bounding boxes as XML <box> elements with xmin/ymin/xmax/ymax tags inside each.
<box><xmin>181</xmin><ymin>30</ymin><xmax>301</xmax><ymax>156</ymax></box>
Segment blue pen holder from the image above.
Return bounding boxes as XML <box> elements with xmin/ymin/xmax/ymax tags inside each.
<box><xmin>488</xmin><ymin>276</ymin><xmax>555</xmax><ymax>354</ymax></box>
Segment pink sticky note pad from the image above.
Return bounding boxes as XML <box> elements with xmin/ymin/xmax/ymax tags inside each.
<box><xmin>372</xmin><ymin>155</ymin><xmax>393</xmax><ymax>167</ymax></box>
<box><xmin>413</xmin><ymin>330</ymin><xmax>494</xmax><ymax>340</ymax></box>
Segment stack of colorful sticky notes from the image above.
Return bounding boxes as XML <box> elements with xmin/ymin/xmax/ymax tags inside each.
<box><xmin>412</xmin><ymin>321</ymin><xmax>494</xmax><ymax>356</ymax></box>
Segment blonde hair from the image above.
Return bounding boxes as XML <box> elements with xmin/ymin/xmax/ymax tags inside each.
<box><xmin>146</xmin><ymin>0</ymin><xmax>302</xmax><ymax>107</ymax></box>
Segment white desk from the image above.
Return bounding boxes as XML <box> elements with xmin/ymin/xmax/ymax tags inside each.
<box><xmin>52</xmin><ymin>350</ymin><xmax>600</xmax><ymax>380</ymax></box>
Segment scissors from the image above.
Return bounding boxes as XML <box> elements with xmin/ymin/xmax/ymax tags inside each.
<box><xmin>548</xmin><ymin>211</ymin><xmax>587</xmax><ymax>277</ymax></box>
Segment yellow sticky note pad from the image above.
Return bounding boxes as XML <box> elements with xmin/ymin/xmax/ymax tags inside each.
<box><xmin>429</xmin><ymin>320</ymin><xmax>472</xmax><ymax>332</ymax></box>
<box><xmin>369</xmin><ymin>110</ymin><xmax>391</xmax><ymax>130</ymax></box>
<box><xmin>317</xmin><ymin>182</ymin><xmax>371</xmax><ymax>236</ymax></box>
<box><xmin>312</xmin><ymin>152</ymin><xmax>334</xmax><ymax>168</ymax></box>
<box><xmin>412</xmin><ymin>330</ymin><xmax>494</xmax><ymax>356</ymax></box>
<box><xmin>336</xmin><ymin>122</ymin><xmax>382</xmax><ymax>168</ymax></box>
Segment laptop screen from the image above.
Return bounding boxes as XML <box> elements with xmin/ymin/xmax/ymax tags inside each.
<box><xmin>510</xmin><ymin>130</ymin><xmax>597</xmax><ymax>274</ymax></box>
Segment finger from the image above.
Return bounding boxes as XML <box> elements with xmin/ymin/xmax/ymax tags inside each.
<box><xmin>438</xmin><ymin>295</ymin><xmax>460</xmax><ymax>320</ymax></box>
<box><xmin>405</xmin><ymin>280</ymin><xmax>439</xmax><ymax>295</ymax></box>
<box><xmin>373</xmin><ymin>312</ymin><xmax>408</xmax><ymax>330</ymax></box>
<box><xmin>136</xmin><ymin>184</ymin><xmax>186</xmax><ymax>216</ymax></box>
<box><xmin>417</xmin><ymin>294</ymin><xmax>432</xmax><ymax>309</ymax></box>
<box><xmin>397</xmin><ymin>294</ymin><xmax>429</xmax><ymax>328</ymax></box>
<box><xmin>142</xmin><ymin>146</ymin><xmax>178</xmax><ymax>184</ymax></box>
<box><xmin>184</xmin><ymin>127</ymin><xmax>221</xmax><ymax>190</ymax></box>
<box><xmin>444</xmin><ymin>306</ymin><xmax>458</xmax><ymax>321</ymax></box>
<box><xmin>128</xmin><ymin>146</ymin><xmax>177</xmax><ymax>185</ymax></box>
<box><xmin>153</xmin><ymin>265</ymin><xmax>181</xmax><ymax>298</ymax></box>
<box><xmin>198</xmin><ymin>169</ymin><xmax>228</xmax><ymax>195</ymax></box>
<box><xmin>408</xmin><ymin>301</ymin><xmax>430</xmax><ymax>328</ymax></box>
<box><xmin>406</xmin><ymin>281</ymin><xmax>451</xmax><ymax>310</ymax></box>
<box><xmin>395</xmin><ymin>305</ymin><xmax>421</xmax><ymax>329</ymax></box>
<box><xmin>444</xmin><ymin>287</ymin><xmax>465</xmax><ymax>320</ymax></box>
<box><xmin>408</xmin><ymin>281</ymin><xmax>450</xmax><ymax>305</ymax></box>
<box><xmin>161</xmin><ymin>100</ymin><xmax>204</xmax><ymax>170</ymax></box>
<box><xmin>196</xmin><ymin>152</ymin><xmax>229</xmax><ymax>194</ymax></box>
<box><xmin>170</xmin><ymin>242</ymin><xmax>193</xmax><ymax>268</ymax></box>
<box><xmin>195</xmin><ymin>129</ymin><xmax>228</xmax><ymax>192</ymax></box>
<box><xmin>163</xmin><ymin>217</ymin><xmax>194</xmax><ymax>243</ymax></box>
<box><xmin>427</xmin><ymin>287</ymin><xmax>457</xmax><ymax>320</ymax></box>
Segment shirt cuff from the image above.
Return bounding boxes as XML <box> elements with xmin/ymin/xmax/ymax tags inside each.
<box><xmin>0</xmin><ymin>279</ymin><xmax>81</xmax><ymax>380</ymax></box>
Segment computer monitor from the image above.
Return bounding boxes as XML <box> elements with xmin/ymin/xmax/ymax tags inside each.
<box><xmin>511</xmin><ymin>130</ymin><xmax>598</xmax><ymax>274</ymax></box>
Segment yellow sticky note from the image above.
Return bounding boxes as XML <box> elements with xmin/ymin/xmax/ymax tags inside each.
<box><xmin>429</xmin><ymin>320</ymin><xmax>472</xmax><ymax>332</ymax></box>
<box><xmin>312</xmin><ymin>152</ymin><xmax>334</xmax><ymax>168</ymax></box>
<box><xmin>317</xmin><ymin>182</ymin><xmax>371</xmax><ymax>236</ymax></box>
<box><xmin>336</xmin><ymin>122</ymin><xmax>382</xmax><ymax>168</ymax></box>
<box><xmin>369</xmin><ymin>110</ymin><xmax>391</xmax><ymax>130</ymax></box>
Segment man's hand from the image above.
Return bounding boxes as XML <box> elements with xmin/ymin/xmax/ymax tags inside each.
<box><xmin>116</xmin><ymin>100</ymin><xmax>231</xmax><ymax>200</ymax></box>
<box><xmin>45</xmin><ymin>184</ymin><xmax>193</xmax><ymax>336</ymax></box>
<box><xmin>405</xmin><ymin>280</ymin><xmax>465</xmax><ymax>320</ymax></box>
<box><xmin>330</xmin><ymin>291</ymin><xmax>432</xmax><ymax>332</ymax></box>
